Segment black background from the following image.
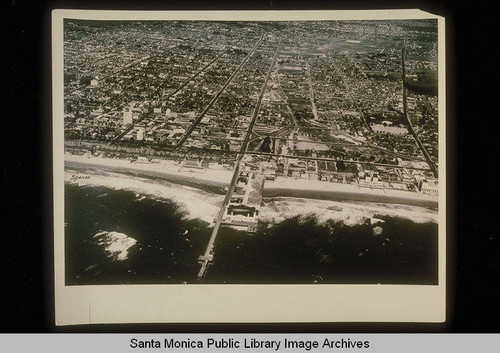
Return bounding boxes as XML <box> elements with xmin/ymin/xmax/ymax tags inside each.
<box><xmin>2</xmin><ymin>0</ymin><xmax>497</xmax><ymax>332</ymax></box>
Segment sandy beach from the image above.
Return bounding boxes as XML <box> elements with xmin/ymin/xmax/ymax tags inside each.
<box><xmin>264</xmin><ymin>177</ymin><xmax>438</xmax><ymax>208</ymax></box>
<box><xmin>64</xmin><ymin>152</ymin><xmax>233</xmax><ymax>190</ymax></box>
<box><xmin>65</xmin><ymin>153</ymin><xmax>438</xmax><ymax>208</ymax></box>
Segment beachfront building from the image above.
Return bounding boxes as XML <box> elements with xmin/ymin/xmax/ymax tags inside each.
<box><xmin>223</xmin><ymin>171</ymin><xmax>265</xmax><ymax>232</ymax></box>
<box><xmin>179</xmin><ymin>157</ymin><xmax>206</xmax><ymax>172</ymax></box>
<box><xmin>359</xmin><ymin>171</ymin><xmax>384</xmax><ymax>188</ymax></box>
<box><xmin>418</xmin><ymin>178</ymin><xmax>438</xmax><ymax>195</ymax></box>
<box><xmin>227</xmin><ymin>204</ymin><xmax>258</xmax><ymax>219</ymax></box>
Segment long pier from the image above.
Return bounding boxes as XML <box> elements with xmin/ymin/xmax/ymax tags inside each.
<box><xmin>197</xmin><ymin>40</ymin><xmax>282</xmax><ymax>280</ymax></box>
<box><xmin>196</xmin><ymin>158</ymin><xmax>242</xmax><ymax>279</ymax></box>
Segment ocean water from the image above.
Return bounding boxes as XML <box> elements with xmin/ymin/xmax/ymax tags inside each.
<box><xmin>65</xmin><ymin>184</ymin><xmax>214</xmax><ymax>285</ymax></box>
<box><xmin>207</xmin><ymin>215</ymin><xmax>438</xmax><ymax>284</ymax></box>
<box><xmin>64</xmin><ymin>168</ymin><xmax>438</xmax><ymax>285</ymax></box>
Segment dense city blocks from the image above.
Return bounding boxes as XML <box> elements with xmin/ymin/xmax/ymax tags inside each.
<box><xmin>63</xmin><ymin>19</ymin><xmax>440</xmax><ymax>282</ymax></box>
<box><xmin>64</xmin><ymin>20</ymin><xmax>438</xmax><ymax>194</ymax></box>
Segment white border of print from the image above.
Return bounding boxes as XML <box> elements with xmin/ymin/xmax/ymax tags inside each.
<box><xmin>53</xmin><ymin>9</ymin><xmax>446</xmax><ymax>325</ymax></box>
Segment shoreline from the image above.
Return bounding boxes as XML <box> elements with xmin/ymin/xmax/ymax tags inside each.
<box><xmin>65</xmin><ymin>153</ymin><xmax>231</xmax><ymax>194</ymax></box>
<box><xmin>264</xmin><ymin>178</ymin><xmax>438</xmax><ymax>209</ymax></box>
<box><xmin>64</xmin><ymin>153</ymin><xmax>438</xmax><ymax>208</ymax></box>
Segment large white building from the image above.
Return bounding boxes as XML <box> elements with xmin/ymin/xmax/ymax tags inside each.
<box><xmin>419</xmin><ymin>179</ymin><xmax>438</xmax><ymax>195</ymax></box>
<box><xmin>123</xmin><ymin>107</ymin><xmax>133</xmax><ymax>125</ymax></box>
<box><xmin>136</xmin><ymin>128</ymin><xmax>144</xmax><ymax>141</ymax></box>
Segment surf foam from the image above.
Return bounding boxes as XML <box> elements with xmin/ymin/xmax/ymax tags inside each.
<box><xmin>93</xmin><ymin>231</ymin><xmax>137</xmax><ymax>261</ymax></box>
<box><xmin>65</xmin><ymin>168</ymin><xmax>223</xmax><ymax>224</ymax></box>
<box><xmin>260</xmin><ymin>197</ymin><xmax>438</xmax><ymax>226</ymax></box>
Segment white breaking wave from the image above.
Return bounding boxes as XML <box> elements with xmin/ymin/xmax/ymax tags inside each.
<box><xmin>260</xmin><ymin>197</ymin><xmax>438</xmax><ymax>226</ymax></box>
<box><xmin>65</xmin><ymin>169</ymin><xmax>223</xmax><ymax>224</ymax></box>
<box><xmin>65</xmin><ymin>168</ymin><xmax>437</xmax><ymax>227</ymax></box>
<box><xmin>94</xmin><ymin>231</ymin><xmax>137</xmax><ymax>261</ymax></box>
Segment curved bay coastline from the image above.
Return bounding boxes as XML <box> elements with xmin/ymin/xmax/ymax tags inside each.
<box><xmin>64</xmin><ymin>154</ymin><xmax>438</xmax><ymax>210</ymax></box>
<box><xmin>63</xmin><ymin>154</ymin><xmax>438</xmax><ymax>285</ymax></box>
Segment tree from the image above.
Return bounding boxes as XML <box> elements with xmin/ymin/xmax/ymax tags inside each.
<box><xmin>260</xmin><ymin>136</ymin><xmax>272</xmax><ymax>153</ymax></box>
<box><xmin>336</xmin><ymin>160</ymin><xmax>346</xmax><ymax>172</ymax></box>
<box><xmin>79</xmin><ymin>75</ymin><xmax>93</xmax><ymax>86</ymax></box>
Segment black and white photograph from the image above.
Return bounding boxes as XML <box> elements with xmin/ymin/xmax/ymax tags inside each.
<box><xmin>52</xmin><ymin>9</ymin><xmax>446</xmax><ymax>325</ymax></box>
<box><xmin>8</xmin><ymin>0</ymin><xmax>500</xmax><ymax>342</ymax></box>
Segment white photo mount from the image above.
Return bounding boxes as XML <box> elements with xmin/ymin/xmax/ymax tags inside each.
<box><xmin>53</xmin><ymin>9</ymin><xmax>446</xmax><ymax>326</ymax></box>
